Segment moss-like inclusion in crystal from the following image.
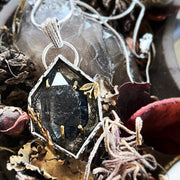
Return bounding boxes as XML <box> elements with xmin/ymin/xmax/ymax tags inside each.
<box><xmin>30</xmin><ymin>56</ymin><xmax>100</xmax><ymax>156</ymax></box>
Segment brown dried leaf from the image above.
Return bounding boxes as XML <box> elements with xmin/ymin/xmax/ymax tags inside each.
<box><xmin>7</xmin><ymin>142</ymin><xmax>31</xmax><ymax>172</ymax></box>
<box><xmin>7</xmin><ymin>140</ymin><xmax>60</xmax><ymax>179</ymax></box>
<box><xmin>7</xmin><ymin>140</ymin><xmax>92</xmax><ymax>180</ymax></box>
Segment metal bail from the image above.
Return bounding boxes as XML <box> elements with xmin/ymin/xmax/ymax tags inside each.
<box><xmin>41</xmin><ymin>17</ymin><xmax>63</xmax><ymax>48</ymax></box>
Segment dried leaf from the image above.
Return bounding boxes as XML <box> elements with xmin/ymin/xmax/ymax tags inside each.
<box><xmin>0</xmin><ymin>47</ymin><xmax>37</xmax><ymax>108</ymax></box>
<box><xmin>126</xmin><ymin>98</ymin><xmax>180</xmax><ymax>154</ymax></box>
<box><xmin>7</xmin><ymin>140</ymin><xmax>92</xmax><ymax>180</ymax></box>
<box><xmin>7</xmin><ymin>141</ymin><xmax>59</xmax><ymax>179</ymax></box>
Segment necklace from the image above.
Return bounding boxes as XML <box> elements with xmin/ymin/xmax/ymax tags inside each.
<box><xmin>27</xmin><ymin>0</ymin><xmax>153</xmax><ymax>158</ymax></box>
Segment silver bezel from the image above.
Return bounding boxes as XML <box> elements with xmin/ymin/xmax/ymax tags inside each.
<box><xmin>28</xmin><ymin>55</ymin><xmax>103</xmax><ymax>159</ymax></box>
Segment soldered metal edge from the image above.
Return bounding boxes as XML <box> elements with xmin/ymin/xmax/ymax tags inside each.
<box><xmin>28</xmin><ymin>54</ymin><xmax>103</xmax><ymax>159</ymax></box>
<box><xmin>29</xmin><ymin>107</ymin><xmax>103</xmax><ymax>159</ymax></box>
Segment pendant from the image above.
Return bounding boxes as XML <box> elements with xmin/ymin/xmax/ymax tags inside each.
<box><xmin>28</xmin><ymin>55</ymin><xmax>103</xmax><ymax>158</ymax></box>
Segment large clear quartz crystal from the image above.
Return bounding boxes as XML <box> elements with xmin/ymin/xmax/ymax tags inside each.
<box><xmin>16</xmin><ymin>0</ymin><xmax>142</xmax><ymax>85</ymax></box>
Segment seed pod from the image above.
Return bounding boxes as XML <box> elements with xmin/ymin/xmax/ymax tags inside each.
<box><xmin>0</xmin><ymin>105</ymin><xmax>29</xmax><ymax>135</ymax></box>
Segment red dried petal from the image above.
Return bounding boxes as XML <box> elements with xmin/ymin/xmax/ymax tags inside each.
<box><xmin>126</xmin><ymin>98</ymin><xmax>180</xmax><ymax>154</ymax></box>
<box><xmin>116</xmin><ymin>82</ymin><xmax>155</xmax><ymax>123</ymax></box>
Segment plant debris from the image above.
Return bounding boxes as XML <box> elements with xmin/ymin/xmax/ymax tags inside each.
<box><xmin>7</xmin><ymin>139</ymin><xmax>93</xmax><ymax>180</ymax></box>
<box><xmin>0</xmin><ymin>0</ymin><xmax>179</xmax><ymax>179</ymax></box>
<box><xmin>97</xmin><ymin>77</ymin><xmax>119</xmax><ymax>108</ymax></box>
<box><xmin>28</xmin><ymin>109</ymin><xmax>54</xmax><ymax>148</ymax></box>
<box><xmin>0</xmin><ymin>105</ymin><xmax>29</xmax><ymax>135</ymax></box>
<box><xmin>84</xmin><ymin>110</ymin><xmax>157</xmax><ymax>180</ymax></box>
<box><xmin>116</xmin><ymin>82</ymin><xmax>156</xmax><ymax>123</ymax></box>
<box><xmin>0</xmin><ymin>27</ymin><xmax>37</xmax><ymax>108</ymax></box>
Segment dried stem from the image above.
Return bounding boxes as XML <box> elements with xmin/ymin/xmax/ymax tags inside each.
<box><xmin>85</xmin><ymin>110</ymin><xmax>157</xmax><ymax>180</ymax></box>
<box><xmin>28</xmin><ymin>108</ymin><xmax>54</xmax><ymax>150</ymax></box>
<box><xmin>84</xmin><ymin>132</ymin><xmax>105</xmax><ymax>180</ymax></box>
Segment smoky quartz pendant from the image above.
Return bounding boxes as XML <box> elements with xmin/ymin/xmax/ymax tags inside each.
<box><xmin>28</xmin><ymin>55</ymin><xmax>102</xmax><ymax>158</ymax></box>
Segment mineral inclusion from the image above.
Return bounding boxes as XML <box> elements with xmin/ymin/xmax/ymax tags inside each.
<box><xmin>40</xmin><ymin>75</ymin><xmax>88</xmax><ymax>141</ymax></box>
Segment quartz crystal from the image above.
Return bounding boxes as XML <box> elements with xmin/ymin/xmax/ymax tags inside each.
<box><xmin>40</xmin><ymin>84</ymin><xmax>88</xmax><ymax>141</ymax></box>
<box><xmin>16</xmin><ymin>0</ymin><xmax>142</xmax><ymax>85</ymax></box>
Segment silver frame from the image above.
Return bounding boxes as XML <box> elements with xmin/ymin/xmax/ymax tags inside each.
<box><xmin>28</xmin><ymin>55</ymin><xmax>103</xmax><ymax>159</ymax></box>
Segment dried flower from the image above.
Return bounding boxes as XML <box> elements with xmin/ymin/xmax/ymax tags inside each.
<box><xmin>97</xmin><ymin>77</ymin><xmax>119</xmax><ymax>107</ymax></box>
<box><xmin>0</xmin><ymin>25</ymin><xmax>37</xmax><ymax>109</ymax></box>
<box><xmin>0</xmin><ymin>105</ymin><xmax>29</xmax><ymax>135</ymax></box>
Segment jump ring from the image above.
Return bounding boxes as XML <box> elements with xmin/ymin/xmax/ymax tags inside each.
<box><xmin>42</xmin><ymin>41</ymin><xmax>79</xmax><ymax>69</ymax></box>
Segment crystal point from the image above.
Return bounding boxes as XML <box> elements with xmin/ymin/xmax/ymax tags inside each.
<box><xmin>51</xmin><ymin>72</ymin><xmax>68</xmax><ymax>86</ymax></box>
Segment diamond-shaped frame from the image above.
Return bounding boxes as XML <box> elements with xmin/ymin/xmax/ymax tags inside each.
<box><xmin>28</xmin><ymin>55</ymin><xmax>103</xmax><ymax>158</ymax></box>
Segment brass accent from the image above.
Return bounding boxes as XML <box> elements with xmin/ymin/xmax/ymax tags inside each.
<box><xmin>73</xmin><ymin>81</ymin><xmax>78</xmax><ymax>89</ymax></box>
<box><xmin>78</xmin><ymin>125</ymin><xmax>84</xmax><ymax>133</ymax></box>
<box><xmin>80</xmin><ymin>82</ymin><xmax>99</xmax><ymax>99</ymax></box>
<box><xmin>60</xmin><ymin>125</ymin><xmax>65</xmax><ymax>140</ymax></box>
<box><xmin>46</xmin><ymin>79</ymin><xmax>50</xmax><ymax>88</ymax></box>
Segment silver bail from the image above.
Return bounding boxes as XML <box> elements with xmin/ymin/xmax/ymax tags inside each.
<box><xmin>41</xmin><ymin>17</ymin><xmax>63</xmax><ymax>48</ymax></box>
